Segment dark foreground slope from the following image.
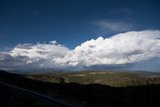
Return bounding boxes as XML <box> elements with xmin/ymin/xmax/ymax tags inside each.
<box><xmin>0</xmin><ymin>70</ymin><xmax>160</xmax><ymax>107</ymax></box>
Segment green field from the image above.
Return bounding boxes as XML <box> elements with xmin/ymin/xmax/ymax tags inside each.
<box><xmin>25</xmin><ymin>71</ymin><xmax>160</xmax><ymax>87</ymax></box>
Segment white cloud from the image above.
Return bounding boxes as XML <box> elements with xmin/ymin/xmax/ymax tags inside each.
<box><xmin>10</xmin><ymin>41</ymin><xmax>69</xmax><ymax>59</ymax></box>
<box><xmin>0</xmin><ymin>30</ymin><xmax>160</xmax><ymax>71</ymax></box>
<box><xmin>69</xmin><ymin>30</ymin><xmax>160</xmax><ymax>66</ymax></box>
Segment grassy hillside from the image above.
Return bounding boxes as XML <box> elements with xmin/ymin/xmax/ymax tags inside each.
<box><xmin>25</xmin><ymin>71</ymin><xmax>160</xmax><ymax>87</ymax></box>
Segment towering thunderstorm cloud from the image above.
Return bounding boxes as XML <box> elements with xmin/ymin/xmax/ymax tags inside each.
<box><xmin>0</xmin><ymin>30</ymin><xmax>160</xmax><ymax>71</ymax></box>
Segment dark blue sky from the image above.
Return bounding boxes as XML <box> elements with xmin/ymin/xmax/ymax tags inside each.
<box><xmin>0</xmin><ymin>0</ymin><xmax>160</xmax><ymax>49</ymax></box>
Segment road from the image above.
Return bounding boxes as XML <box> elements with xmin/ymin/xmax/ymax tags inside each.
<box><xmin>0</xmin><ymin>81</ymin><xmax>74</xmax><ymax>107</ymax></box>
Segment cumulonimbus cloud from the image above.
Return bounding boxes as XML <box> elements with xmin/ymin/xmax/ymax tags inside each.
<box><xmin>0</xmin><ymin>30</ymin><xmax>160</xmax><ymax>71</ymax></box>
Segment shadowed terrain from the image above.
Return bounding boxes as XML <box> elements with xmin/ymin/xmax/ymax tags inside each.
<box><xmin>0</xmin><ymin>70</ymin><xmax>160</xmax><ymax>107</ymax></box>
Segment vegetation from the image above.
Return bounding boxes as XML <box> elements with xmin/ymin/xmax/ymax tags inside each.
<box><xmin>25</xmin><ymin>71</ymin><xmax>160</xmax><ymax>87</ymax></box>
<box><xmin>1</xmin><ymin>70</ymin><xmax>160</xmax><ymax>107</ymax></box>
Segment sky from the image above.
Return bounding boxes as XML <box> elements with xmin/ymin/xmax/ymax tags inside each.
<box><xmin>0</xmin><ymin>0</ymin><xmax>160</xmax><ymax>72</ymax></box>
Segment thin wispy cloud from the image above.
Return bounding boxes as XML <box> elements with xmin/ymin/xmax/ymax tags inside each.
<box><xmin>93</xmin><ymin>20</ymin><xmax>134</xmax><ymax>32</ymax></box>
<box><xmin>0</xmin><ymin>30</ymin><xmax>160</xmax><ymax>71</ymax></box>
